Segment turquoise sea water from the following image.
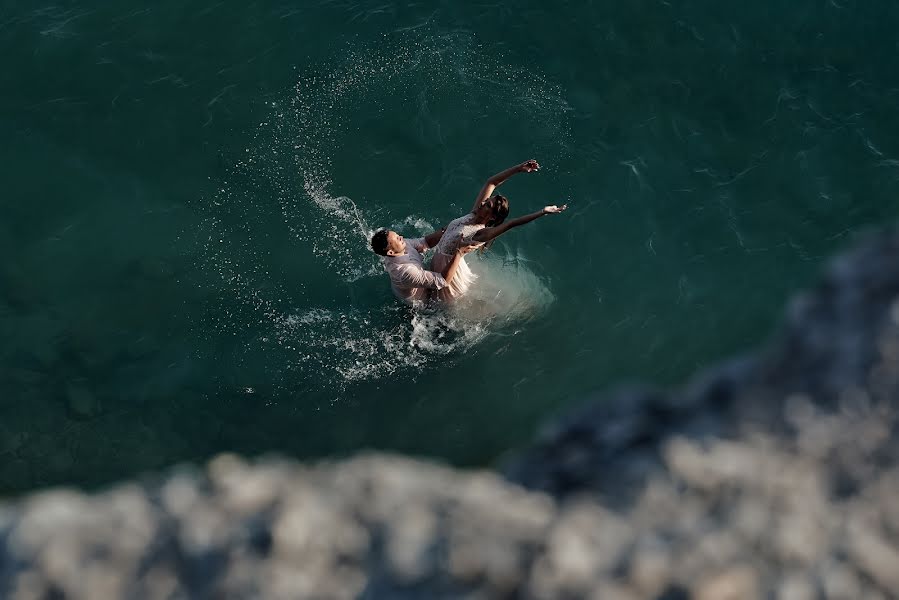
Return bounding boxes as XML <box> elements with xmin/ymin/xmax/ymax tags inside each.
<box><xmin>3</xmin><ymin>1</ymin><xmax>899</xmax><ymax>493</ymax></box>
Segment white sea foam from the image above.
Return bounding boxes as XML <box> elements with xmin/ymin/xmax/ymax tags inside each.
<box><xmin>456</xmin><ymin>252</ymin><xmax>557</xmax><ymax>325</ymax></box>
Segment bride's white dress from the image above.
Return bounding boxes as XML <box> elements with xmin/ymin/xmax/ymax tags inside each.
<box><xmin>430</xmin><ymin>213</ymin><xmax>485</xmax><ymax>302</ymax></box>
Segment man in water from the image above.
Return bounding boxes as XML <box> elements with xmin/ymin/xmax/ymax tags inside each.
<box><xmin>371</xmin><ymin>227</ymin><xmax>474</xmax><ymax>306</ymax></box>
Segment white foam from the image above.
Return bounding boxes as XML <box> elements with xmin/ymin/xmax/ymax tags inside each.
<box><xmin>448</xmin><ymin>250</ymin><xmax>556</xmax><ymax>325</ymax></box>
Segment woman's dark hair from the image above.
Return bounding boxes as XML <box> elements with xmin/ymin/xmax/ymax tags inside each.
<box><xmin>487</xmin><ymin>194</ymin><xmax>510</xmax><ymax>227</ymax></box>
<box><xmin>481</xmin><ymin>194</ymin><xmax>510</xmax><ymax>253</ymax></box>
<box><xmin>371</xmin><ymin>229</ymin><xmax>389</xmax><ymax>256</ymax></box>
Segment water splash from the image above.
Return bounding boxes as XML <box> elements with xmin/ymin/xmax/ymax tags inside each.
<box><xmin>198</xmin><ymin>30</ymin><xmax>571</xmax><ymax>397</ymax></box>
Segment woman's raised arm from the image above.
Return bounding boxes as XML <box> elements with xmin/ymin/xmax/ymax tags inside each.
<box><xmin>470</xmin><ymin>159</ymin><xmax>540</xmax><ymax>212</ymax></box>
<box><xmin>470</xmin><ymin>204</ymin><xmax>568</xmax><ymax>245</ymax></box>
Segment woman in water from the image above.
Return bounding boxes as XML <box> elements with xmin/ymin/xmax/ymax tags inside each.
<box><xmin>430</xmin><ymin>159</ymin><xmax>567</xmax><ymax>302</ymax></box>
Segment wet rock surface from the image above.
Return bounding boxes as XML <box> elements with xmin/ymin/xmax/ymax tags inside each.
<box><xmin>2</xmin><ymin>230</ymin><xmax>899</xmax><ymax>599</ymax></box>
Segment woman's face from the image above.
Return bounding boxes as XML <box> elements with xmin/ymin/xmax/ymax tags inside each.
<box><xmin>475</xmin><ymin>197</ymin><xmax>495</xmax><ymax>220</ymax></box>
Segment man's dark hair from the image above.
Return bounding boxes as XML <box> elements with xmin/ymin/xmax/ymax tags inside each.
<box><xmin>371</xmin><ymin>229</ymin><xmax>390</xmax><ymax>256</ymax></box>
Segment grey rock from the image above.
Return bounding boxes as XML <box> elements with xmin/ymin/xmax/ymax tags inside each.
<box><xmin>693</xmin><ymin>565</ymin><xmax>759</xmax><ymax>600</ymax></box>
<box><xmin>503</xmin><ymin>229</ymin><xmax>899</xmax><ymax>502</ymax></box>
<box><xmin>818</xmin><ymin>559</ymin><xmax>863</xmax><ymax>600</ymax></box>
<box><xmin>627</xmin><ymin>537</ymin><xmax>673</xmax><ymax>598</ymax></box>
<box><xmin>777</xmin><ymin>573</ymin><xmax>816</xmax><ymax>600</ymax></box>
<box><xmin>1</xmin><ymin>227</ymin><xmax>899</xmax><ymax>598</ymax></box>
<box><xmin>846</xmin><ymin>515</ymin><xmax>899</xmax><ymax>593</ymax></box>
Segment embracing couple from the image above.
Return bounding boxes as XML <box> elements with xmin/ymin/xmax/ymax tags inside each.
<box><xmin>370</xmin><ymin>159</ymin><xmax>567</xmax><ymax>307</ymax></box>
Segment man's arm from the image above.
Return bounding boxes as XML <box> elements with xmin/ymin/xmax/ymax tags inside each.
<box><xmin>422</xmin><ymin>226</ymin><xmax>446</xmax><ymax>249</ymax></box>
<box><xmin>398</xmin><ymin>245</ymin><xmax>474</xmax><ymax>289</ymax></box>
<box><xmin>470</xmin><ymin>159</ymin><xmax>540</xmax><ymax>212</ymax></box>
<box><xmin>470</xmin><ymin>204</ymin><xmax>568</xmax><ymax>244</ymax></box>
<box><xmin>398</xmin><ymin>264</ymin><xmax>446</xmax><ymax>290</ymax></box>
<box><xmin>440</xmin><ymin>246</ymin><xmax>474</xmax><ymax>285</ymax></box>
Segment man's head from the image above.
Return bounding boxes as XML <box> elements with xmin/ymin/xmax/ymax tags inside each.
<box><xmin>371</xmin><ymin>229</ymin><xmax>406</xmax><ymax>256</ymax></box>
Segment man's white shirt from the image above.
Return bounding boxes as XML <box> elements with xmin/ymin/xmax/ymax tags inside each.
<box><xmin>381</xmin><ymin>237</ymin><xmax>447</xmax><ymax>305</ymax></box>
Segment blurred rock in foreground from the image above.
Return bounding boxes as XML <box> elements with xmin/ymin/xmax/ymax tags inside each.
<box><xmin>2</xmin><ymin>230</ymin><xmax>899</xmax><ymax>599</ymax></box>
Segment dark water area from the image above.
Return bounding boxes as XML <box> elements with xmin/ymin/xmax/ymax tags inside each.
<box><xmin>2</xmin><ymin>1</ymin><xmax>899</xmax><ymax>494</ymax></box>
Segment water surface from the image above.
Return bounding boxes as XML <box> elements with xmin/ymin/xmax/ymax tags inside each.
<box><xmin>2</xmin><ymin>1</ymin><xmax>899</xmax><ymax>492</ymax></box>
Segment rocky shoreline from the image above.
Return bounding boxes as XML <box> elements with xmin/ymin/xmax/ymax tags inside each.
<box><xmin>2</xmin><ymin>229</ymin><xmax>899</xmax><ymax>599</ymax></box>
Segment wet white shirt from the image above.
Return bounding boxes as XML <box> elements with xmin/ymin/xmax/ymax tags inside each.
<box><xmin>381</xmin><ymin>237</ymin><xmax>447</xmax><ymax>305</ymax></box>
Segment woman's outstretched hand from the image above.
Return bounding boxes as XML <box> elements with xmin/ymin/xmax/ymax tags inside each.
<box><xmin>518</xmin><ymin>159</ymin><xmax>540</xmax><ymax>173</ymax></box>
<box><xmin>542</xmin><ymin>204</ymin><xmax>568</xmax><ymax>214</ymax></box>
